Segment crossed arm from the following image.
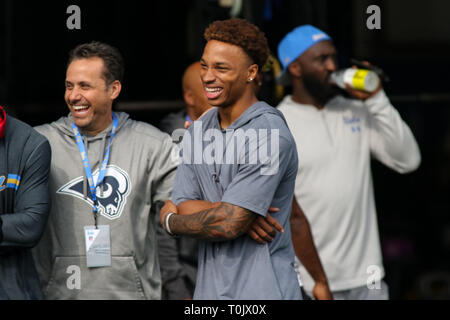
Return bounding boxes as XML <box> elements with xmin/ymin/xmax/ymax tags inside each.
<box><xmin>160</xmin><ymin>198</ymin><xmax>333</xmax><ymax>299</ymax></box>
<box><xmin>161</xmin><ymin>200</ymin><xmax>283</xmax><ymax>242</ymax></box>
<box><xmin>160</xmin><ymin>200</ymin><xmax>255</xmax><ymax>241</ymax></box>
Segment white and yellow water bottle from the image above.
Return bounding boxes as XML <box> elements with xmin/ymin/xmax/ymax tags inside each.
<box><xmin>331</xmin><ymin>68</ymin><xmax>380</xmax><ymax>93</ymax></box>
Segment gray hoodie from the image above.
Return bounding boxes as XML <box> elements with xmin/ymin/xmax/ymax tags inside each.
<box><xmin>172</xmin><ymin>102</ymin><xmax>302</xmax><ymax>300</ymax></box>
<box><xmin>33</xmin><ymin>112</ymin><xmax>177</xmax><ymax>300</ymax></box>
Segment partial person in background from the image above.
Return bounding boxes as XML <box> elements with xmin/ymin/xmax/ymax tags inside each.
<box><xmin>157</xmin><ymin>61</ymin><xmax>211</xmax><ymax>300</ymax></box>
<box><xmin>159</xmin><ymin>61</ymin><xmax>212</xmax><ymax>134</ymax></box>
<box><xmin>0</xmin><ymin>104</ymin><xmax>51</xmax><ymax>300</ymax></box>
<box><xmin>276</xmin><ymin>25</ymin><xmax>421</xmax><ymax>299</ymax></box>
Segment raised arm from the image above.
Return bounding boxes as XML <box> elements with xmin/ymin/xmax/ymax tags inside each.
<box><xmin>345</xmin><ymin>63</ymin><xmax>421</xmax><ymax>173</ymax></box>
<box><xmin>365</xmin><ymin>90</ymin><xmax>421</xmax><ymax>173</ymax></box>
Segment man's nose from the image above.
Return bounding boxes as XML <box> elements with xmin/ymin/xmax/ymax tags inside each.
<box><xmin>201</xmin><ymin>68</ymin><xmax>215</xmax><ymax>83</ymax></box>
<box><xmin>326</xmin><ymin>58</ymin><xmax>337</xmax><ymax>72</ymax></box>
<box><xmin>67</xmin><ymin>88</ymin><xmax>82</xmax><ymax>102</ymax></box>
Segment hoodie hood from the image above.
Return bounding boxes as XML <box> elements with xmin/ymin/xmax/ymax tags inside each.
<box><xmin>51</xmin><ymin>111</ymin><xmax>130</xmax><ymax>140</ymax></box>
<box><xmin>207</xmin><ymin>101</ymin><xmax>288</xmax><ymax>130</ymax></box>
<box><xmin>230</xmin><ymin>101</ymin><xmax>287</xmax><ymax>129</ymax></box>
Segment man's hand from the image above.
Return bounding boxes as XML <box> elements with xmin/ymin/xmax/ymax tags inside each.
<box><xmin>160</xmin><ymin>200</ymin><xmax>178</xmax><ymax>229</ymax></box>
<box><xmin>312</xmin><ymin>281</ymin><xmax>333</xmax><ymax>300</ymax></box>
<box><xmin>345</xmin><ymin>83</ymin><xmax>381</xmax><ymax>101</ymax></box>
<box><xmin>247</xmin><ymin>207</ymin><xmax>284</xmax><ymax>244</ymax></box>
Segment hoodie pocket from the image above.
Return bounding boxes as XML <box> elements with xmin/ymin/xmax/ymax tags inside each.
<box><xmin>44</xmin><ymin>256</ymin><xmax>147</xmax><ymax>300</ymax></box>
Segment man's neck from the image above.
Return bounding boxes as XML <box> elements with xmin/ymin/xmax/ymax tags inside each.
<box><xmin>218</xmin><ymin>92</ymin><xmax>258</xmax><ymax>130</ymax></box>
<box><xmin>79</xmin><ymin>117</ymin><xmax>113</xmax><ymax>137</ymax></box>
<box><xmin>292</xmin><ymin>88</ymin><xmax>327</xmax><ymax>110</ymax></box>
<box><xmin>291</xmin><ymin>80</ymin><xmax>332</xmax><ymax>110</ymax></box>
<box><xmin>186</xmin><ymin>106</ymin><xmax>197</xmax><ymax>122</ymax></box>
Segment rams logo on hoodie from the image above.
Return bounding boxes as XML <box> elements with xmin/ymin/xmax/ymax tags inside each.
<box><xmin>57</xmin><ymin>165</ymin><xmax>132</xmax><ymax>220</ymax></box>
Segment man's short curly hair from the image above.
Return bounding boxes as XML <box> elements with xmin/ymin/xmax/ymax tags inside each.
<box><xmin>204</xmin><ymin>18</ymin><xmax>270</xmax><ymax>70</ymax></box>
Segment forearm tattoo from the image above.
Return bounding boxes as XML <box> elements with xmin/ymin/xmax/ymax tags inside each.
<box><xmin>170</xmin><ymin>203</ymin><xmax>256</xmax><ymax>241</ymax></box>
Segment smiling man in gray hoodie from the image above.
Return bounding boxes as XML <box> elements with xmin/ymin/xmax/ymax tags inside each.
<box><xmin>33</xmin><ymin>42</ymin><xmax>178</xmax><ymax>300</ymax></box>
<box><xmin>160</xmin><ymin>19</ymin><xmax>311</xmax><ymax>300</ymax></box>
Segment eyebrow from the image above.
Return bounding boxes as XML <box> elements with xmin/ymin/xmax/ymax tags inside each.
<box><xmin>314</xmin><ymin>52</ymin><xmax>336</xmax><ymax>59</ymax></box>
<box><xmin>65</xmin><ymin>80</ymin><xmax>92</xmax><ymax>87</ymax></box>
<box><xmin>200</xmin><ymin>59</ymin><xmax>230</xmax><ymax>67</ymax></box>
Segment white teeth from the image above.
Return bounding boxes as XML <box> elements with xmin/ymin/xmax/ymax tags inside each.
<box><xmin>205</xmin><ymin>88</ymin><xmax>222</xmax><ymax>93</ymax></box>
<box><xmin>73</xmin><ymin>106</ymin><xmax>89</xmax><ymax>111</ymax></box>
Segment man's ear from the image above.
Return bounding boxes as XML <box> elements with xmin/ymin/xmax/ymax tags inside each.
<box><xmin>247</xmin><ymin>64</ymin><xmax>259</xmax><ymax>82</ymax></box>
<box><xmin>109</xmin><ymin>80</ymin><xmax>122</xmax><ymax>100</ymax></box>
<box><xmin>183</xmin><ymin>89</ymin><xmax>195</xmax><ymax>107</ymax></box>
<box><xmin>288</xmin><ymin>61</ymin><xmax>302</xmax><ymax>78</ymax></box>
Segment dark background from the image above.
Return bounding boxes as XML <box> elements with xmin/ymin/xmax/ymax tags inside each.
<box><xmin>1</xmin><ymin>0</ymin><xmax>449</xmax><ymax>299</ymax></box>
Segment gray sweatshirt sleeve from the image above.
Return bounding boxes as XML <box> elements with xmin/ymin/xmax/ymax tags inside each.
<box><xmin>156</xmin><ymin>212</ymin><xmax>194</xmax><ymax>300</ymax></box>
<box><xmin>366</xmin><ymin>90</ymin><xmax>421</xmax><ymax>173</ymax></box>
<box><xmin>152</xmin><ymin>136</ymin><xmax>194</xmax><ymax>299</ymax></box>
<box><xmin>0</xmin><ymin>139</ymin><xmax>51</xmax><ymax>251</ymax></box>
<box><xmin>151</xmin><ymin>135</ymin><xmax>178</xmax><ymax>204</ymax></box>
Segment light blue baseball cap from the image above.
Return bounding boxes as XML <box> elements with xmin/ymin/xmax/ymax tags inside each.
<box><xmin>277</xmin><ymin>25</ymin><xmax>332</xmax><ymax>85</ymax></box>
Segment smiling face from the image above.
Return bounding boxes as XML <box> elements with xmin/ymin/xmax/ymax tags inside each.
<box><xmin>182</xmin><ymin>62</ymin><xmax>211</xmax><ymax>120</ymax></box>
<box><xmin>65</xmin><ymin>57</ymin><xmax>121</xmax><ymax>136</ymax></box>
<box><xmin>200</xmin><ymin>40</ymin><xmax>257</xmax><ymax>109</ymax></box>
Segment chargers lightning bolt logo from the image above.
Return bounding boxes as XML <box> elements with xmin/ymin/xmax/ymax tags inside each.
<box><xmin>57</xmin><ymin>165</ymin><xmax>131</xmax><ymax>220</ymax></box>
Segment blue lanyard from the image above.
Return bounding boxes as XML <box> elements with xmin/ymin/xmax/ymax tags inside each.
<box><xmin>72</xmin><ymin>113</ymin><xmax>118</xmax><ymax>228</ymax></box>
<box><xmin>185</xmin><ymin>113</ymin><xmax>193</xmax><ymax>125</ymax></box>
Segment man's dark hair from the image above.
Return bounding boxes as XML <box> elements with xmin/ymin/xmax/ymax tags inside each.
<box><xmin>67</xmin><ymin>41</ymin><xmax>124</xmax><ymax>85</ymax></box>
<box><xmin>204</xmin><ymin>18</ymin><xmax>270</xmax><ymax>70</ymax></box>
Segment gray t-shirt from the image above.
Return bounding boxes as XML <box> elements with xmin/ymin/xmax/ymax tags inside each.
<box><xmin>172</xmin><ymin>102</ymin><xmax>302</xmax><ymax>300</ymax></box>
